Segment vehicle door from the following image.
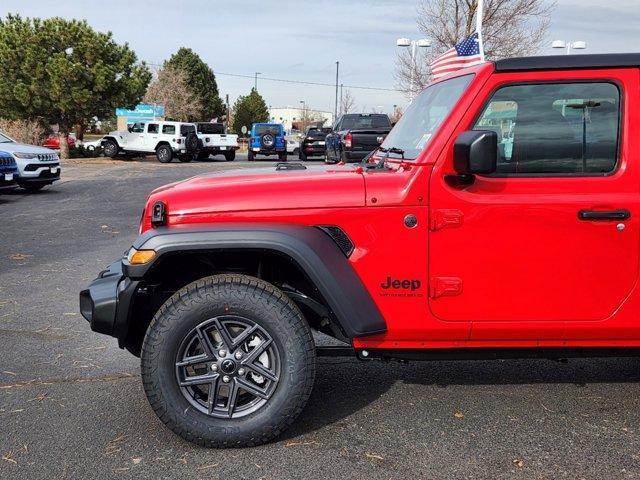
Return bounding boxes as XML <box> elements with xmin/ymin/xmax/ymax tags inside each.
<box><xmin>143</xmin><ymin>123</ymin><xmax>160</xmax><ymax>151</ymax></box>
<box><xmin>126</xmin><ymin>122</ymin><xmax>146</xmax><ymax>150</ymax></box>
<box><xmin>428</xmin><ymin>69</ymin><xmax>640</xmax><ymax>341</ymax></box>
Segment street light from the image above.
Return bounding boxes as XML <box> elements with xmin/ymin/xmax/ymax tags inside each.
<box><xmin>552</xmin><ymin>40</ymin><xmax>587</xmax><ymax>55</ymax></box>
<box><xmin>254</xmin><ymin>72</ymin><xmax>262</xmax><ymax>91</ymax></box>
<box><xmin>300</xmin><ymin>100</ymin><xmax>306</xmax><ymax>132</ymax></box>
<box><xmin>396</xmin><ymin>37</ymin><xmax>431</xmax><ymax>97</ymax></box>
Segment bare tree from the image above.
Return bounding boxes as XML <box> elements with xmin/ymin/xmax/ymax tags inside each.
<box><xmin>395</xmin><ymin>0</ymin><xmax>555</xmax><ymax>96</ymax></box>
<box><xmin>144</xmin><ymin>65</ymin><xmax>203</xmax><ymax>121</ymax></box>
<box><xmin>340</xmin><ymin>89</ymin><xmax>356</xmax><ymax>115</ymax></box>
<box><xmin>390</xmin><ymin>105</ymin><xmax>404</xmax><ymax>124</ymax></box>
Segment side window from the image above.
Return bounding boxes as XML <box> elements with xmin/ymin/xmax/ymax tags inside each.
<box><xmin>147</xmin><ymin>123</ymin><xmax>159</xmax><ymax>134</ymax></box>
<box><xmin>131</xmin><ymin>122</ymin><xmax>145</xmax><ymax>133</ymax></box>
<box><xmin>474</xmin><ymin>82</ymin><xmax>620</xmax><ymax>175</ymax></box>
<box><xmin>162</xmin><ymin>124</ymin><xmax>176</xmax><ymax>135</ymax></box>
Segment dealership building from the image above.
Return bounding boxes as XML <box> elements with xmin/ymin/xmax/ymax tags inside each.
<box><xmin>268</xmin><ymin>107</ymin><xmax>334</xmax><ymax>133</ymax></box>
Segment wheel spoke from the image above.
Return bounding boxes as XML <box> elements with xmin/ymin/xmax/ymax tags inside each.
<box><xmin>179</xmin><ymin>372</ymin><xmax>218</xmax><ymax>387</ymax></box>
<box><xmin>207</xmin><ymin>377</ymin><xmax>219</xmax><ymax>414</ymax></box>
<box><xmin>212</xmin><ymin>318</ymin><xmax>234</xmax><ymax>350</ymax></box>
<box><xmin>236</xmin><ymin>376</ymin><xmax>271</xmax><ymax>400</ymax></box>
<box><xmin>229</xmin><ymin>324</ymin><xmax>258</xmax><ymax>350</ymax></box>
<box><xmin>225</xmin><ymin>379</ymin><xmax>239</xmax><ymax>418</ymax></box>
<box><xmin>241</xmin><ymin>337</ymin><xmax>273</xmax><ymax>365</ymax></box>
<box><xmin>175</xmin><ymin>353</ymin><xmax>209</xmax><ymax>368</ymax></box>
<box><xmin>245</xmin><ymin>361</ymin><xmax>279</xmax><ymax>383</ymax></box>
<box><xmin>195</xmin><ymin>327</ymin><xmax>216</xmax><ymax>358</ymax></box>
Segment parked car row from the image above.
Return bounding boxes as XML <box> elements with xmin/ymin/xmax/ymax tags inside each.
<box><xmin>0</xmin><ymin>131</ymin><xmax>61</xmax><ymax>194</ymax></box>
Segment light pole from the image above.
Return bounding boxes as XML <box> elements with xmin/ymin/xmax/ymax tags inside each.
<box><xmin>254</xmin><ymin>72</ymin><xmax>262</xmax><ymax>91</ymax></box>
<box><xmin>300</xmin><ymin>100</ymin><xmax>306</xmax><ymax>132</ymax></box>
<box><xmin>552</xmin><ymin>40</ymin><xmax>587</xmax><ymax>55</ymax></box>
<box><xmin>396</xmin><ymin>38</ymin><xmax>431</xmax><ymax>97</ymax></box>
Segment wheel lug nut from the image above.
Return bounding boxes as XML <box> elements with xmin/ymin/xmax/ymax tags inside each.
<box><xmin>211</xmin><ymin>364</ymin><xmax>218</xmax><ymax>372</ymax></box>
<box><xmin>222</xmin><ymin>375</ymin><xmax>230</xmax><ymax>383</ymax></box>
<box><xmin>234</xmin><ymin>351</ymin><xmax>243</xmax><ymax>359</ymax></box>
<box><xmin>218</xmin><ymin>349</ymin><xmax>227</xmax><ymax>357</ymax></box>
<box><xmin>238</xmin><ymin>368</ymin><xmax>245</xmax><ymax>375</ymax></box>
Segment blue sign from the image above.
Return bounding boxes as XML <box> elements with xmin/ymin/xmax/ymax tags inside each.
<box><xmin>115</xmin><ymin>103</ymin><xmax>165</xmax><ymax>118</ymax></box>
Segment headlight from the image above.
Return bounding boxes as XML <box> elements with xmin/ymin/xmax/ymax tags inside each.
<box><xmin>12</xmin><ymin>152</ymin><xmax>37</xmax><ymax>159</ymax></box>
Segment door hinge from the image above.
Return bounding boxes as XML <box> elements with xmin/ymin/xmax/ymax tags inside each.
<box><xmin>430</xmin><ymin>277</ymin><xmax>463</xmax><ymax>299</ymax></box>
<box><xmin>430</xmin><ymin>209</ymin><xmax>463</xmax><ymax>231</ymax></box>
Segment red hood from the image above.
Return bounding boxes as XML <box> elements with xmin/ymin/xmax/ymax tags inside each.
<box><xmin>146</xmin><ymin>165</ymin><xmax>365</xmax><ymax>219</ymax></box>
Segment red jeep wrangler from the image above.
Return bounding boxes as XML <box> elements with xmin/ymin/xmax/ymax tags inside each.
<box><xmin>80</xmin><ymin>53</ymin><xmax>639</xmax><ymax>447</ymax></box>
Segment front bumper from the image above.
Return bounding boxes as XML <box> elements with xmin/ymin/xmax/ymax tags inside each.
<box><xmin>17</xmin><ymin>163</ymin><xmax>61</xmax><ymax>182</ymax></box>
<box><xmin>0</xmin><ymin>170</ymin><xmax>17</xmax><ymax>191</ymax></box>
<box><xmin>80</xmin><ymin>260</ymin><xmax>139</xmax><ymax>338</ymax></box>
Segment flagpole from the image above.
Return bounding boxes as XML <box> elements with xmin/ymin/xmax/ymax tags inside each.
<box><xmin>476</xmin><ymin>0</ymin><xmax>485</xmax><ymax>62</ymax></box>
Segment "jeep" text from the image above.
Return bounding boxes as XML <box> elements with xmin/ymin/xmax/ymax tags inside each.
<box><xmin>380</xmin><ymin>276</ymin><xmax>421</xmax><ymax>291</ymax></box>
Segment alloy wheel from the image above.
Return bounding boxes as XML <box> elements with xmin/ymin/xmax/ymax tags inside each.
<box><xmin>174</xmin><ymin>315</ymin><xmax>281</xmax><ymax>419</ymax></box>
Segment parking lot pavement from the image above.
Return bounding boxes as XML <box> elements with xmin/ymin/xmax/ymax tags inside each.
<box><xmin>2</xmin><ymin>158</ymin><xmax>640</xmax><ymax>479</ymax></box>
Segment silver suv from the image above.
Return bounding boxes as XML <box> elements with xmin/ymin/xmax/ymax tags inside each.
<box><xmin>0</xmin><ymin>131</ymin><xmax>60</xmax><ymax>191</ymax></box>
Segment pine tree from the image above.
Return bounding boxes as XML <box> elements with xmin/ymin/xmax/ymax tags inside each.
<box><xmin>231</xmin><ymin>89</ymin><xmax>270</xmax><ymax>135</ymax></box>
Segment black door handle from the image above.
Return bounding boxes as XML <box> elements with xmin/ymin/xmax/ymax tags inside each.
<box><xmin>578</xmin><ymin>209</ymin><xmax>631</xmax><ymax>221</ymax></box>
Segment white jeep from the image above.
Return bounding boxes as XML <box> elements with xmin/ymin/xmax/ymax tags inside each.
<box><xmin>195</xmin><ymin>123</ymin><xmax>239</xmax><ymax>161</ymax></box>
<box><xmin>101</xmin><ymin>121</ymin><xmax>199</xmax><ymax>163</ymax></box>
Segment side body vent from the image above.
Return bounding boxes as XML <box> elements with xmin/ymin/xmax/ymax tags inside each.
<box><xmin>316</xmin><ymin>225</ymin><xmax>354</xmax><ymax>257</ymax></box>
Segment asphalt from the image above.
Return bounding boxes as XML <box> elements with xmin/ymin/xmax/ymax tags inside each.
<box><xmin>2</xmin><ymin>155</ymin><xmax>640</xmax><ymax>479</ymax></box>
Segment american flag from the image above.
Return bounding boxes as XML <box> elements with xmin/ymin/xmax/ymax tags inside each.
<box><xmin>429</xmin><ymin>32</ymin><xmax>484</xmax><ymax>80</ymax></box>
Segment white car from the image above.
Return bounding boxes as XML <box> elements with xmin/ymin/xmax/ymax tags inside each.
<box><xmin>285</xmin><ymin>135</ymin><xmax>300</xmax><ymax>155</ymax></box>
<box><xmin>0</xmin><ymin>131</ymin><xmax>60</xmax><ymax>191</ymax></box>
<box><xmin>195</xmin><ymin>123</ymin><xmax>239</xmax><ymax>161</ymax></box>
<box><xmin>101</xmin><ymin>121</ymin><xmax>199</xmax><ymax>163</ymax></box>
<box><xmin>81</xmin><ymin>137</ymin><xmax>104</xmax><ymax>152</ymax></box>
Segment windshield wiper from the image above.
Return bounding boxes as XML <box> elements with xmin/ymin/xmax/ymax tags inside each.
<box><xmin>378</xmin><ymin>146</ymin><xmax>405</xmax><ymax>158</ymax></box>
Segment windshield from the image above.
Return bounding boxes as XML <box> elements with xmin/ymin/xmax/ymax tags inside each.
<box><xmin>381</xmin><ymin>74</ymin><xmax>474</xmax><ymax>159</ymax></box>
<box><xmin>341</xmin><ymin>114</ymin><xmax>390</xmax><ymax>130</ymax></box>
<box><xmin>198</xmin><ymin>123</ymin><xmax>225</xmax><ymax>134</ymax></box>
<box><xmin>0</xmin><ymin>132</ymin><xmax>13</xmax><ymax>143</ymax></box>
<box><xmin>255</xmin><ymin>125</ymin><xmax>281</xmax><ymax>135</ymax></box>
<box><xmin>180</xmin><ymin>125</ymin><xmax>196</xmax><ymax>136</ymax></box>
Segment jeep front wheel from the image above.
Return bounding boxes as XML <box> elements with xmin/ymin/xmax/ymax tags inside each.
<box><xmin>103</xmin><ymin>139</ymin><xmax>119</xmax><ymax>159</ymax></box>
<box><xmin>140</xmin><ymin>274</ymin><xmax>316</xmax><ymax>448</ymax></box>
<box><xmin>156</xmin><ymin>145</ymin><xmax>173</xmax><ymax>163</ymax></box>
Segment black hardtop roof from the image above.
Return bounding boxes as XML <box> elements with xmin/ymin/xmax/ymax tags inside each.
<box><xmin>494</xmin><ymin>53</ymin><xmax>640</xmax><ymax>72</ymax></box>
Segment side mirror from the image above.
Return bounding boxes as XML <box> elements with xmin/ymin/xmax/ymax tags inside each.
<box><xmin>453</xmin><ymin>130</ymin><xmax>497</xmax><ymax>175</ymax></box>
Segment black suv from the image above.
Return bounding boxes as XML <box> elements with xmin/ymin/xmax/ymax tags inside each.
<box><xmin>299</xmin><ymin>127</ymin><xmax>332</xmax><ymax>161</ymax></box>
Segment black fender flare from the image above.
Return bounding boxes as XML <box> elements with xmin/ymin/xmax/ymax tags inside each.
<box><xmin>124</xmin><ymin>224</ymin><xmax>386</xmax><ymax>338</ymax></box>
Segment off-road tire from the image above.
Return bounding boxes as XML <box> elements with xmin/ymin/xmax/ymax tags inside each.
<box><xmin>247</xmin><ymin>150</ymin><xmax>255</xmax><ymax>161</ymax></box>
<box><xmin>156</xmin><ymin>145</ymin><xmax>173</xmax><ymax>163</ymax></box>
<box><xmin>140</xmin><ymin>274</ymin><xmax>316</xmax><ymax>448</ymax></box>
<box><xmin>178</xmin><ymin>154</ymin><xmax>193</xmax><ymax>163</ymax></box>
<box><xmin>185</xmin><ymin>133</ymin><xmax>199</xmax><ymax>153</ymax></box>
<box><xmin>224</xmin><ymin>151</ymin><xmax>236</xmax><ymax>161</ymax></box>
<box><xmin>103</xmin><ymin>139</ymin><xmax>119</xmax><ymax>159</ymax></box>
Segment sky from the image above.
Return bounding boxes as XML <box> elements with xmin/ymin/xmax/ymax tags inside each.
<box><xmin>2</xmin><ymin>0</ymin><xmax>640</xmax><ymax>114</ymax></box>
